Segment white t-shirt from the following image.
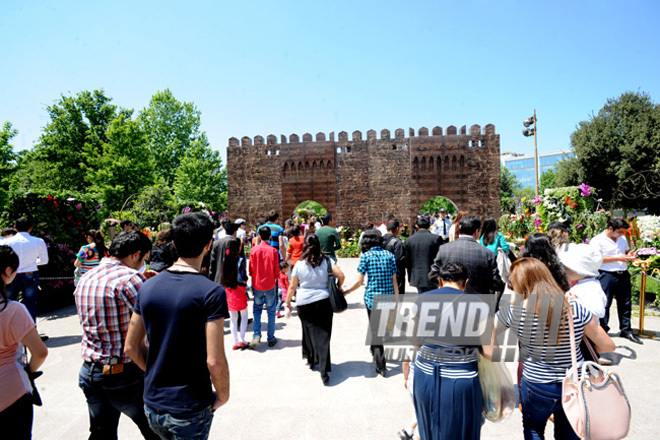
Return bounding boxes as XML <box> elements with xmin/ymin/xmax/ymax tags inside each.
<box><xmin>569</xmin><ymin>278</ymin><xmax>607</xmax><ymax>318</ymax></box>
<box><xmin>291</xmin><ymin>259</ymin><xmax>332</xmax><ymax>306</ymax></box>
<box><xmin>237</xmin><ymin>228</ymin><xmax>246</xmax><ymax>241</ymax></box>
<box><xmin>589</xmin><ymin>231</ymin><xmax>628</xmax><ymax>272</ymax></box>
<box><xmin>4</xmin><ymin>232</ymin><xmax>49</xmax><ymax>273</ymax></box>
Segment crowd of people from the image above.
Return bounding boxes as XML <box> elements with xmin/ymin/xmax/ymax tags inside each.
<box><xmin>0</xmin><ymin>206</ymin><xmax>641</xmax><ymax>439</ymax></box>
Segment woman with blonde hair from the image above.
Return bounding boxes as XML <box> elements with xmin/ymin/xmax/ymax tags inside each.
<box><xmin>483</xmin><ymin>258</ymin><xmax>614</xmax><ymax>440</ymax></box>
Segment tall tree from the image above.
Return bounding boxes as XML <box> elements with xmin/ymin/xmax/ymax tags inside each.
<box><xmin>0</xmin><ymin>122</ymin><xmax>17</xmax><ymax>189</ymax></box>
<box><xmin>556</xmin><ymin>91</ymin><xmax>660</xmax><ymax>212</ymax></box>
<box><xmin>139</xmin><ymin>89</ymin><xmax>203</xmax><ymax>186</ymax></box>
<box><xmin>89</xmin><ymin>111</ymin><xmax>155</xmax><ymax>211</ymax></box>
<box><xmin>500</xmin><ymin>167</ymin><xmax>521</xmax><ymax>213</ymax></box>
<box><xmin>173</xmin><ymin>137</ymin><xmax>227</xmax><ymax>212</ymax></box>
<box><xmin>539</xmin><ymin>169</ymin><xmax>557</xmax><ymax>193</ymax></box>
<box><xmin>14</xmin><ymin>90</ymin><xmax>117</xmax><ymax>192</ymax></box>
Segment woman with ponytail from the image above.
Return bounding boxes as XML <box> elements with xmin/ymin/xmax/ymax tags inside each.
<box><xmin>0</xmin><ymin>245</ymin><xmax>49</xmax><ymax>438</ymax></box>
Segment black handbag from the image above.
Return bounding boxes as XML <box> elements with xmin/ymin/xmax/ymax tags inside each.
<box><xmin>326</xmin><ymin>257</ymin><xmax>347</xmax><ymax>313</ymax></box>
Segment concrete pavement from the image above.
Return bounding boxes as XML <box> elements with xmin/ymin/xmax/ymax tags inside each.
<box><xmin>32</xmin><ymin>258</ymin><xmax>660</xmax><ymax>439</ymax></box>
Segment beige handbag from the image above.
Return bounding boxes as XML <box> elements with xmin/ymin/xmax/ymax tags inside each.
<box><xmin>562</xmin><ymin>306</ymin><xmax>631</xmax><ymax>439</ymax></box>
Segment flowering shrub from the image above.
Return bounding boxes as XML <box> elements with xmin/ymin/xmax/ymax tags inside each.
<box><xmin>636</xmin><ymin>215</ymin><xmax>660</xmax><ymax>245</ymax></box>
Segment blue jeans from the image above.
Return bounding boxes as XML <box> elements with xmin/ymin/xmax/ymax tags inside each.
<box><xmin>78</xmin><ymin>362</ymin><xmax>159</xmax><ymax>440</ymax></box>
<box><xmin>252</xmin><ymin>287</ymin><xmax>277</xmax><ymax>341</ymax></box>
<box><xmin>5</xmin><ymin>272</ymin><xmax>39</xmax><ymax>321</ymax></box>
<box><xmin>520</xmin><ymin>377</ymin><xmax>578</xmax><ymax>440</ymax></box>
<box><xmin>144</xmin><ymin>405</ymin><xmax>214</xmax><ymax>440</ymax></box>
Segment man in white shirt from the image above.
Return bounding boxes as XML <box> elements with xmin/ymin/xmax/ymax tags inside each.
<box><xmin>4</xmin><ymin>217</ymin><xmax>49</xmax><ymax>338</ymax></box>
<box><xmin>235</xmin><ymin>218</ymin><xmax>247</xmax><ymax>244</ymax></box>
<box><xmin>589</xmin><ymin>218</ymin><xmax>641</xmax><ymax>344</ymax></box>
<box><xmin>430</xmin><ymin>209</ymin><xmax>452</xmax><ymax>242</ymax></box>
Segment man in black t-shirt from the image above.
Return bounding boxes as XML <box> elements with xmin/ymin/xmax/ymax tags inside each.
<box><xmin>125</xmin><ymin>212</ymin><xmax>230</xmax><ymax>440</ymax></box>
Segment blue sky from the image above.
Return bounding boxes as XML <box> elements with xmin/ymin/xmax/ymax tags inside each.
<box><xmin>2</xmin><ymin>0</ymin><xmax>659</xmax><ymax>163</ymax></box>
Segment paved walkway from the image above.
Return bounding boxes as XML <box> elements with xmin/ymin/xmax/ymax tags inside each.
<box><xmin>33</xmin><ymin>258</ymin><xmax>660</xmax><ymax>439</ymax></box>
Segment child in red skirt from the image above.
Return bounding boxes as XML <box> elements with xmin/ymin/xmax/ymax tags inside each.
<box><xmin>224</xmin><ymin>238</ymin><xmax>249</xmax><ymax>349</ymax></box>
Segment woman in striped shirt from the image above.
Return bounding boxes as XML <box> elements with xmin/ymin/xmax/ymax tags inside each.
<box><xmin>74</xmin><ymin>230</ymin><xmax>109</xmax><ymax>277</ymax></box>
<box><xmin>413</xmin><ymin>262</ymin><xmax>483</xmax><ymax>440</ymax></box>
<box><xmin>484</xmin><ymin>258</ymin><xmax>615</xmax><ymax>440</ymax></box>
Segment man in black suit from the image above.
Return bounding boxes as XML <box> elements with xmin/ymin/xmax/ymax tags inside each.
<box><xmin>429</xmin><ymin>215</ymin><xmax>504</xmax><ymax>295</ymax></box>
<box><xmin>404</xmin><ymin>216</ymin><xmax>444</xmax><ymax>293</ymax></box>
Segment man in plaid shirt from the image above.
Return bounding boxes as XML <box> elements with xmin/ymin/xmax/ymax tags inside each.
<box><xmin>74</xmin><ymin>231</ymin><xmax>159</xmax><ymax>440</ymax></box>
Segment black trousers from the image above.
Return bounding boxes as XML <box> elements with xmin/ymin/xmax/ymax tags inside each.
<box><xmin>298</xmin><ymin>298</ymin><xmax>333</xmax><ymax>377</ymax></box>
<box><xmin>597</xmin><ymin>270</ymin><xmax>632</xmax><ymax>334</ymax></box>
<box><xmin>365</xmin><ymin>308</ymin><xmax>386</xmax><ymax>371</ymax></box>
<box><xmin>0</xmin><ymin>393</ymin><xmax>33</xmax><ymax>440</ymax></box>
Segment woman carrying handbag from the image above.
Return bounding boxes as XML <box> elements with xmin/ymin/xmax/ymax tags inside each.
<box><xmin>483</xmin><ymin>258</ymin><xmax>615</xmax><ymax>440</ymax></box>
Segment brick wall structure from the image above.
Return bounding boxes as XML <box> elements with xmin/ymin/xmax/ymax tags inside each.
<box><xmin>227</xmin><ymin>124</ymin><xmax>501</xmax><ymax>229</ymax></box>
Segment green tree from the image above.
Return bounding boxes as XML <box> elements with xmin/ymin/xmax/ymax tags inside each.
<box><xmin>0</xmin><ymin>122</ymin><xmax>18</xmax><ymax>189</ymax></box>
<box><xmin>12</xmin><ymin>90</ymin><xmax>117</xmax><ymax>193</ymax></box>
<box><xmin>556</xmin><ymin>91</ymin><xmax>660</xmax><ymax>212</ymax></box>
<box><xmin>419</xmin><ymin>196</ymin><xmax>457</xmax><ymax>215</ymax></box>
<box><xmin>173</xmin><ymin>138</ymin><xmax>227</xmax><ymax>212</ymax></box>
<box><xmin>501</xmin><ymin>167</ymin><xmax>521</xmax><ymax>213</ymax></box>
<box><xmin>122</xmin><ymin>182</ymin><xmax>178</xmax><ymax>229</ymax></box>
<box><xmin>89</xmin><ymin>111</ymin><xmax>155</xmax><ymax>212</ymax></box>
<box><xmin>15</xmin><ymin>90</ymin><xmax>117</xmax><ymax>192</ymax></box>
<box><xmin>139</xmin><ymin>89</ymin><xmax>204</xmax><ymax>186</ymax></box>
<box><xmin>539</xmin><ymin>169</ymin><xmax>557</xmax><ymax>193</ymax></box>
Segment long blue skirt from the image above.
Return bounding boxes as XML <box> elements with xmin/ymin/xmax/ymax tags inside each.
<box><xmin>413</xmin><ymin>363</ymin><xmax>483</xmax><ymax>440</ymax></box>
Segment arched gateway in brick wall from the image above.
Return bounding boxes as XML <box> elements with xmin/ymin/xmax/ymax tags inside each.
<box><xmin>227</xmin><ymin>124</ymin><xmax>501</xmax><ymax>229</ymax></box>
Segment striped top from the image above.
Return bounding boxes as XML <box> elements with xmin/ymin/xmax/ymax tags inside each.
<box><xmin>76</xmin><ymin>244</ymin><xmax>107</xmax><ymax>275</ymax></box>
<box><xmin>416</xmin><ymin>345</ymin><xmax>479</xmax><ymax>379</ymax></box>
<box><xmin>415</xmin><ymin>286</ymin><xmax>479</xmax><ymax>379</ymax></box>
<box><xmin>497</xmin><ymin>298</ymin><xmax>593</xmax><ymax>383</ymax></box>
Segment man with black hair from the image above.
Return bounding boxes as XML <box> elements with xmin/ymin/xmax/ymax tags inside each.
<box><xmin>405</xmin><ymin>217</ymin><xmax>443</xmax><ymax>293</ymax></box>
<box><xmin>248</xmin><ymin>226</ymin><xmax>281</xmax><ymax>348</ymax></box>
<box><xmin>125</xmin><ymin>212</ymin><xmax>230</xmax><ymax>439</ymax></box>
<box><xmin>315</xmin><ymin>213</ymin><xmax>342</xmax><ymax>263</ymax></box>
<box><xmin>590</xmin><ymin>218</ymin><xmax>641</xmax><ymax>344</ymax></box>
<box><xmin>4</xmin><ymin>217</ymin><xmax>49</xmax><ymax>333</ymax></box>
<box><xmin>429</xmin><ymin>215</ymin><xmax>504</xmax><ymax>296</ymax></box>
<box><xmin>74</xmin><ymin>231</ymin><xmax>158</xmax><ymax>440</ymax></box>
<box><xmin>383</xmin><ymin>219</ymin><xmax>406</xmax><ymax>295</ymax></box>
<box><xmin>263</xmin><ymin>210</ymin><xmax>286</xmax><ymax>257</ymax></box>
<box><xmin>120</xmin><ymin>219</ymin><xmax>134</xmax><ymax>232</ymax></box>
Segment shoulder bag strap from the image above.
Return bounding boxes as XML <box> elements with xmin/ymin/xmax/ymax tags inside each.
<box><xmin>566</xmin><ymin>300</ymin><xmax>579</xmax><ymax>382</ymax></box>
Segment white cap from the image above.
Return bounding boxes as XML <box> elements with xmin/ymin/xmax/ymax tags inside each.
<box><xmin>235</xmin><ymin>218</ymin><xmax>246</xmax><ymax>225</ymax></box>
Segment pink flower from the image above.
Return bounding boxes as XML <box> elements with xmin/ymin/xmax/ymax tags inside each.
<box><xmin>184</xmin><ymin>207</ymin><xmax>191</xmax><ymax>213</ymax></box>
<box><xmin>584</xmin><ymin>238</ymin><xmax>590</xmax><ymax>244</ymax></box>
<box><xmin>533</xmin><ymin>196</ymin><xmax>542</xmax><ymax>204</ymax></box>
<box><xmin>577</xmin><ymin>224</ymin><xmax>583</xmax><ymax>229</ymax></box>
<box><xmin>579</xmin><ymin>183</ymin><xmax>591</xmax><ymax>197</ymax></box>
<box><xmin>534</xmin><ymin>217</ymin><xmax>542</xmax><ymax>230</ymax></box>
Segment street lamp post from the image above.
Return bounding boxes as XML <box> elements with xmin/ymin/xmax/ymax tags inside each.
<box><xmin>523</xmin><ymin>110</ymin><xmax>538</xmax><ymax>197</ymax></box>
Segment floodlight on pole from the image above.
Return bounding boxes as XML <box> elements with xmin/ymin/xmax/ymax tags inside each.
<box><xmin>522</xmin><ymin>110</ymin><xmax>539</xmax><ymax>197</ymax></box>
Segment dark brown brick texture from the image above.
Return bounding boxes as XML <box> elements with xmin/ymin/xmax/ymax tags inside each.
<box><xmin>227</xmin><ymin>125</ymin><xmax>501</xmax><ymax>229</ymax></box>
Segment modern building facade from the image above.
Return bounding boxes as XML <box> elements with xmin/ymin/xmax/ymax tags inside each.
<box><xmin>501</xmin><ymin>150</ymin><xmax>573</xmax><ymax>189</ymax></box>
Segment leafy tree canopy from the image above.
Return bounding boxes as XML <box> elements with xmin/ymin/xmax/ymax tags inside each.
<box><xmin>500</xmin><ymin>167</ymin><xmax>521</xmax><ymax>213</ymax></box>
<box><xmin>173</xmin><ymin>137</ymin><xmax>227</xmax><ymax>213</ymax></box>
<box><xmin>419</xmin><ymin>196</ymin><xmax>457</xmax><ymax>215</ymax></box>
<box><xmin>0</xmin><ymin>122</ymin><xmax>18</xmax><ymax>189</ymax></box>
<box><xmin>539</xmin><ymin>169</ymin><xmax>557</xmax><ymax>193</ymax></box>
<box><xmin>556</xmin><ymin>91</ymin><xmax>660</xmax><ymax>212</ymax></box>
<box><xmin>22</xmin><ymin>90</ymin><xmax>117</xmax><ymax>192</ymax></box>
<box><xmin>139</xmin><ymin>89</ymin><xmax>203</xmax><ymax>186</ymax></box>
